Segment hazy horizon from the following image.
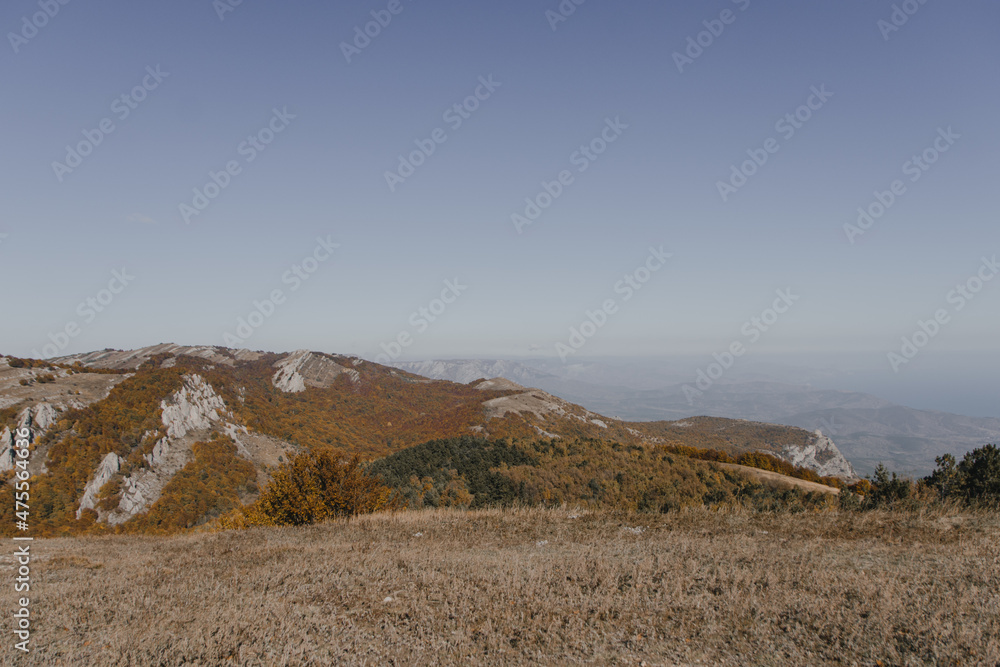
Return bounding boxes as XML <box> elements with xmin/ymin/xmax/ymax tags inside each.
<box><xmin>3</xmin><ymin>1</ymin><xmax>997</xmax><ymax>420</ymax></box>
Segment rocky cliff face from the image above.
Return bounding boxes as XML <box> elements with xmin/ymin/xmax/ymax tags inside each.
<box><xmin>0</xmin><ymin>404</ymin><xmax>61</xmax><ymax>473</ymax></box>
<box><xmin>76</xmin><ymin>452</ymin><xmax>124</xmax><ymax>518</ymax></box>
<box><xmin>777</xmin><ymin>430</ymin><xmax>858</xmax><ymax>480</ymax></box>
<box><xmin>160</xmin><ymin>374</ymin><xmax>227</xmax><ymax>439</ymax></box>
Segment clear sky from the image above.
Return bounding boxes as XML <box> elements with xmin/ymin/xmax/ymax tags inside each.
<box><xmin>2</xmin><ymin>1</ymin><xmax>998</xmax><ymax>381</ymax></box>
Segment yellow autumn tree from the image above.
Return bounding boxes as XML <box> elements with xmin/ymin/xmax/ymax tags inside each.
<box><xmin>220</xmin><ymin>451</ymin><xmax>395</xmax><ymax>529</ymax></box>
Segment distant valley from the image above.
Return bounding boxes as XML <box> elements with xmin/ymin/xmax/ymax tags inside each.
<box><xmin>392</xmin><ymin>359</ymin><xmax>1000</xmax><ymax>476</ymax></box>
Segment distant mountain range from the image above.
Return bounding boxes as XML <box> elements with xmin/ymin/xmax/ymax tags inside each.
<box><xmin>391</xmin><ymin>359</ymin><xmax>1000</xmax><ymax>476</ymax></box>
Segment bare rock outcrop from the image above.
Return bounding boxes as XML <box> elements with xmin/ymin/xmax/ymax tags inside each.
<box><xmin>0</xmin><ymin>428</ymin><xmax>13</xmax><ymax>472</ymax></box>
<box><xmin>160</xmin><ymin>374</ymin><xmax>227</xmax><ymax>439</ymax></box>
<box><xmin>272</xmin><ymin>350</ymin><xmax>359</xmax><ymax>393</ymax></box>
<box><xmin>76</xmin><ymin>452</ymin><xmax>124</xmax><ymax>518</ymax></box>
<box><xmin>473</xmin><ymin>378</ymin><xmax>525</xmax><ymax>392</ymax></box>
<box><xmin>778</xmin><ymin>430</ymin><xmax>858</xmax><ymax>480</ymax></box>
<box><xmin>74</xmin><ymin>373</ymin><xmax>238</xmax><ymax>524</ymax></box>
<box><xmin>482</xmin><ymin>390</ymin><xmax>575</xmax><ymax>420</ymax></box>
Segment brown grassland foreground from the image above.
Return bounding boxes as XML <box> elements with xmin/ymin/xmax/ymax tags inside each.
<box><xmin>3</xmin><ymin>505</ymin><xmax>999</xmax><ymax>666</ymax></box>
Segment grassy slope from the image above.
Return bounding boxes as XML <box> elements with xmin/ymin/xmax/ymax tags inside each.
<box><xmin>10</xmin><ymin>506</ymin><xmax>998</xmax><ymax>665</ymax></box>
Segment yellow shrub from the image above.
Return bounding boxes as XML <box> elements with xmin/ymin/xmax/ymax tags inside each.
<box><xmin>221</xmin><ymin>451</ymin><xmax>395</xmax><ymax>529</ymax></box>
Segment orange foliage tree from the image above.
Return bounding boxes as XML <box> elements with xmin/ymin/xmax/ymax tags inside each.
<box><xmin>220</xmin><ymin>450</ymin><xmax>395</xmax><ymax>529</ymax></box>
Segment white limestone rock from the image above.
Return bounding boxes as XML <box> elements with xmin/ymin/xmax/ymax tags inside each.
<box><xmin>143</xmin><ymin>437</ymin><xmax>171</xmax><ymax>468</ymax></box>
<box><xmin>0</xmin><ymin>428</ymin><xmax>13</xmax><ymax>472</ymax></box>
<box><xmin>160</xmin><ymin>374</ymin><xmax>226</xmax><ymax>439</ymax></box>
<box><xmin>32</xmin><ymin>403</ymin><xmax>58</xmax><ymax>431</ymax></box>
<box><xmin>16</xmin><ymin>408</ymin><xmax>32</xmax><ymax>433</ymax></box>
<box><xmin>778</xmin><ymin>430</ymin><xmax>858</xmax><ymax>480</ymax></box>
<box><xmin>76</xmin><ymin>452</ymin><xmax>124</xmax><ymax>518</ymax></box>
<box><xmin>272</xmin><ymin>350</ymin><xmax>310</xmax><ymax>393</ymax></box>
<box><xmin>271</xmin><ymin>350</ymin><xmax>356</xmax><ymax>393</ymax></box>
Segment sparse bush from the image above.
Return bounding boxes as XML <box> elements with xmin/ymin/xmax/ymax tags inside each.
<box><xmin>867</xmin><ymin>463</ymin><xmax>914</xmax><ymax>507</ymax></box>
<box><xmin>838</xmin><ymin>488</ymin><xmax>863</xmax><ymax>511</ymax></box>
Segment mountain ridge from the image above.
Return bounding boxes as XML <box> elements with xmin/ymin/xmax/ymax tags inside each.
<box><xmin>1</xmin><ymin>345</ymin><xmax>856</xmax><ymax>535</ymax></box>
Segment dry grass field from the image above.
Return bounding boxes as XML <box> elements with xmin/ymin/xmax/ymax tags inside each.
<box><xmin>3</xmin><ymin>506</ymin><xmax>999</xmax><ymax>666</ymax></box>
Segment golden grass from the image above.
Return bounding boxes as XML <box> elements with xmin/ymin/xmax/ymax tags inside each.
<box><xmin>717</xmin><ymin>462</ymin><xmax>841</xmax><ymax>495</ymax></box>
<box><xmin>6</xmin><ymin>505</ymin><xmax>999</xmax><ymax>666</ymax></box>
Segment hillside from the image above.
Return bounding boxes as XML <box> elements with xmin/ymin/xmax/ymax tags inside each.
<box><xmin>0</xmin><ymin>345</ymin><xmax>856</xmax><ymax>535</ymax></box>
<box><xmin>370</xmin><ymin>436</ymin><xmax>839</xmax><ymax>514</ymax></box>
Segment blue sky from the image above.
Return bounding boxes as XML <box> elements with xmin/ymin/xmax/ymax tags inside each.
<box><xmin>1</xmin><ymin>1</ymin><xmax>998</xmax><ymax>386</ymax></box>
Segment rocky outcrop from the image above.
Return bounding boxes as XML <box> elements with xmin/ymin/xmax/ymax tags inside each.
<box><xmin>73</xmin><ymin>374</ymin><xmax>237</xmax><ymax>524</ymax></box>
<box><xmin>76</xmin><ymin>452</ymin><xmax>124</xmax><ymax>518</ymax></box>
<box><xmin>272</xmin><ymin>350</ymin><xmax>359</xmax><ymax>393</ymax></box>
<box><xmin>474</xmin><ymin>378</ymin><xmax>525</xmax><ymax>392</ymax></box>
<box><xmin>27</xmin><ymin>403</ymin><xmax>58</xmax><ymax>432</ymax></box>
<box><xmin>0</xmin><ymin>428</ymin><xmax>13</xmax><ymax>472</ymax></box>
<box><xmin>160</xmin><ymin>374</ymin><xmax>226</xmax><ymax>439</ymax></box>
<box><xmin>107</xmin><ymin>375</ymin><xmax>230</xmax><ymax>523</ymax></box>
<box><xmin>778</xmin><ymin>430</ymin><xmax>858</xmax><ymax>480</ymax></box>
<box><xmin>483</xmin><ymin>390</ymin><xmax>574</xmax><ymax>420</ymax></box>
<box><xmin>272</xmin><ymin>351</ymin><xmax>309</xmax><ymax>392</ymax></box>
